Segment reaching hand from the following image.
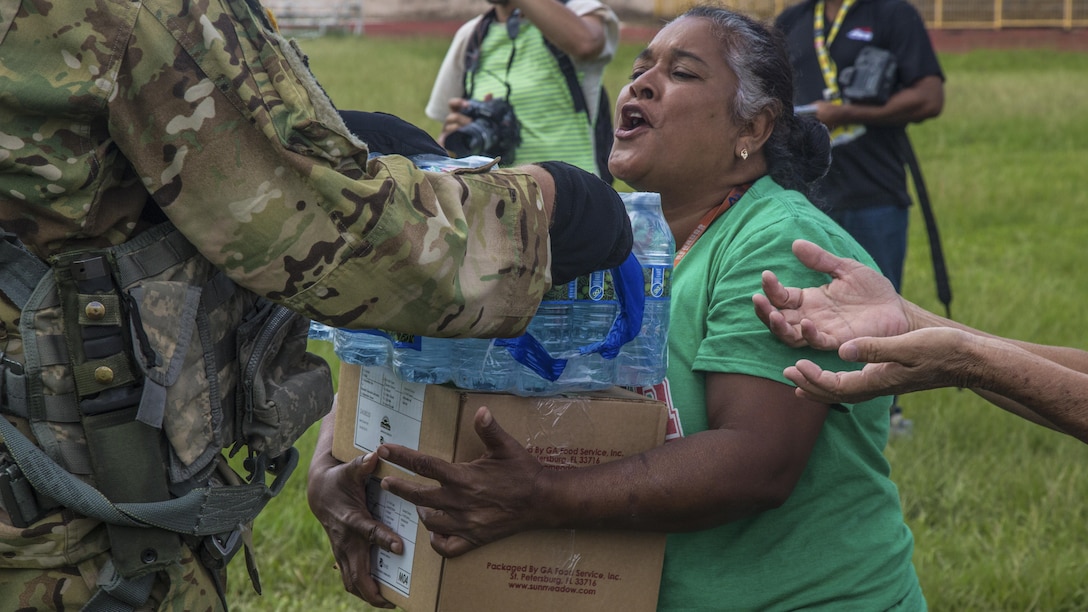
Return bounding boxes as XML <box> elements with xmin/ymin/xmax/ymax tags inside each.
<box><xmin>753</xmin><ymin>239</ymin><xmax>910</xmax><ymax>350</ymax></box>
<box><xmin>784</xmin><ymin>327</ymin><xmax>981</xmax><ymax>403</ymax></box>
<box><xmin>307</xmin><ymin>447</ymin><xmax>402</xmax><ymax>608</ymax></box>
<box><xmin>376</xmin><ymin>407</ymin><xmax>547</xmax><ymax>558</ymax></box>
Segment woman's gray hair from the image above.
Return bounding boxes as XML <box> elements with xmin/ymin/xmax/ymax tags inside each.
<box><xmin>677</xmin><ymin>5</ymin><xmax>831</xmax><ymax>194</ymax></box>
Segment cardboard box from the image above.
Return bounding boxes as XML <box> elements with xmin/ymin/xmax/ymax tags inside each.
<box><xmin>333</xmin><ymin>363</ymin><xmax>669</xmax><ymax>612</ymax></box>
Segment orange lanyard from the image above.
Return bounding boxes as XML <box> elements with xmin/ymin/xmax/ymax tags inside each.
<box><xmin>673</xmin><ymin>183</ymin><xmax>751</xmax><ymax>268</ymax></box>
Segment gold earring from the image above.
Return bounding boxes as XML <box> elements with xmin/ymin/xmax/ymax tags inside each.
<box><xmin>740</xmin><ymin>149</ymin><xmax>749</xmax><ymax>161</ymax></box>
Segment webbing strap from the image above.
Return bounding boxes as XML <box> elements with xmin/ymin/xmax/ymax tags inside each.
<box><xmin>0</xmin><ymin>416</ymin><xmax>295</xmax><ymax>535</ymax></box>
<box><xmin>0</xmin><ymin>231</ymin><xmax>49</xmax><ymax>309</ymax></box>
<box><xmin>33</xmin><ymin>333</ymin><xmax>68</xmax><ymax>367</ymax></box>
<box><xmin>1</xmin><ymin>389</ymin><xmax>80</xmax><ymax>423</ymax></box>
<box><xmin>83</xmin><ymin>560</ymin><xmax>155</xmax><ymax>612</ymax></box>
<box><xmin>898</xmin><ymin>130</ymin><xmax>953</xmax><ymax>318</ymax></box>
<box><xmin>112</xmin><ymin>223</ymin><xmax>198</xmax><ymax>287</ymax></box>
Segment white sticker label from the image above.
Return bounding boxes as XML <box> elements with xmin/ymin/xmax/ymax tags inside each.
<box><xmin>352</xmin><ymin>365</ymin><xmax>426</xmax><ymax>453</ymax></box>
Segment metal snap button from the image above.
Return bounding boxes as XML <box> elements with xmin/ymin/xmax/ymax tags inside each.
<box><xmin>85</xmin><ymin>301</ymin><xmax>106</xmax><ymax>320</ymax></box>
<box><xmin>94</xmin><ymin>366</ymin><xmax>114</xmax><ymax>384</ymax></box>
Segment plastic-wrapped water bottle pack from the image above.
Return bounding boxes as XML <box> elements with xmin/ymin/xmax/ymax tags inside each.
<box><xmin>311</xmin><ymin>155</ymin><xmax>673</xmax><ymax>394</ymax></box>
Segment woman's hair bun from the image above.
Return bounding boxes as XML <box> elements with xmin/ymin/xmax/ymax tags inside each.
<box><xmin>795</xmin><ymin>114</ymin><xmax>832</xmax><ymax>185</ymax></box>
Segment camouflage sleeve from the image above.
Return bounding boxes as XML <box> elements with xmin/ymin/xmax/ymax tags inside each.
<box><xmin>108</xmin><ymin>0</ymin><xmax>551</xmax><ymax>338</ymax></box>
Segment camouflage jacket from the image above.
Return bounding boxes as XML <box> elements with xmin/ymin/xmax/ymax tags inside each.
<box><xmin>0</xmin><ymin>0</ymin><xmax>553</xmax><ymax>350</ymax></box>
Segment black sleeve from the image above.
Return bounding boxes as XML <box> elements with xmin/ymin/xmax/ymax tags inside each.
<box><xmin>536</xmin><ymin>161</ymin><xmax>633</xmax><ymax>286</ymax></box>
<box><xmin>338</xmin><ymin>110</ymin><xmax>447</xmax><ymax>157</ymax></box>
<box><xmin>884</xmin><ymin>0</ymin><xmax>944</xmax><ymax>87</ymax></box>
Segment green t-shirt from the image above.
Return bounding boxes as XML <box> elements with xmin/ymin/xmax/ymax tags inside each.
<box><xmin>658</xmin><ymin>177</ymin><xmax>925</xmax><ymax>611</ymax></box>
<box><xmin>470</xmin><ymin>23</ymin><xmax>596</xmax><ymax>172</ymax></box>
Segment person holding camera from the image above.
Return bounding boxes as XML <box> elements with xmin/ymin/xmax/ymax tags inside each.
<box><xmin>425</xmin><ymin>0</ymin><xmax>619</xmax><ymax>178</ymax></box>
<box><xmin>776</xmin><ymin>0</ymin><xmax>945</xmax><ymax>434</ymax></box>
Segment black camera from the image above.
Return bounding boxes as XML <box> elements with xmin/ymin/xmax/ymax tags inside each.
<box><xmin>838</xmin><ymin>46</ymin><xmax>898</xmax><ymax>105</ymax></box>
<box><xmin>444</xmin><ymin>98</ymin><xmax>521</xmax><ymax>162</ymax></box>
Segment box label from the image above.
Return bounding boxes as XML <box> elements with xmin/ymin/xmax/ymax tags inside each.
<box><xmin>524</xmin><ymin>444</ymin><xmax>629</xmax><ymax>469</ymax></box>
<box><xmin>352</xmin><ymin>365</ymin><xmax>427</xmax><ymax>453</ymax></box>
<box><xmin>484</xmin><ymin>560</ymin><xmax>627</xmax><ymax>596</ymax></box>
<box><xmin>367</xmin><ymin>478</ymin><xmax>420</xmax><ymax>597</ymax></box>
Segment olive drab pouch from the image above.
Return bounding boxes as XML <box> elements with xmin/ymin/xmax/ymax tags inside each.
<box><xmin>110</xmin><ymin>223</ymin><xmax>332</xmax><ymax>478</ymax></box>
<box><xmin>235</xmin><ymin>298</ymin><xmax>332</xmax><ymax>459</ymax></box>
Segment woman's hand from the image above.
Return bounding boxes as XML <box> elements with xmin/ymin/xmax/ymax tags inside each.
<box><xmin>784</xmin><ymin>327</ymin><xmax>982</xmax><ymax>403</ymax></box>
<box><xmin>307</xmin><ymin>414</ymin><xmax>403</xmax><ymax>608</ymax></box>
<box><xmin>753</xmin><ymin>239</ymin><xmax>910</xmax><ymax>350</ymax></box>
<box><xmin>375</xmin><ymin>407</ymin><xmax>548</xmax><ymax>558</ymax></box>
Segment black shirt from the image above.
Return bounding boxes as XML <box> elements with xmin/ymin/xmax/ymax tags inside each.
<box><xmin>776</xmin><ymin>0</ymin><xmax>944</xmax><ymax>210</ymax></box>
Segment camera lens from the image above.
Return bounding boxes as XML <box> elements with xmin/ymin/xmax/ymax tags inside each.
<box><xmin>446</xmin><ymin>122</ymin><xmax>495</xmax><ymax>158</ymax></box>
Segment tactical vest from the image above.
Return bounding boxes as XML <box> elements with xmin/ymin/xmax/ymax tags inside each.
<box><xmin>0</xmin><ymin>222</ymin><xmax>333</xmax><ymax>609</ymax></box>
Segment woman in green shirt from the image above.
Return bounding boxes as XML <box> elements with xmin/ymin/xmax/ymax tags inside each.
<box><xmin>357</xmin><ymin>6</ymin><xmax>925</xmax><ymax>610</ymax></box>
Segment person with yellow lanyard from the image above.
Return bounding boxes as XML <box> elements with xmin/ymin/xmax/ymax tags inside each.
<box><xmin>776</xmin><ymin>0</ymin><xmax>943</xmax><ymax>292</ymax></box>
<box><xmin>776</xmin><ymin>0</ymin><xmax>944</xmax><ymax>435</ymax></box>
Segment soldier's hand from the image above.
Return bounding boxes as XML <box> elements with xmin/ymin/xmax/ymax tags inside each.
<box><xmin>534</xmin><ymin>161</ymin><xmax>633</xmax><ymax>285</ymax></box>
<box><xmin>339</xmin><ymin>110</ymin><xmax>445</xmax><ymax>157</ymax></box>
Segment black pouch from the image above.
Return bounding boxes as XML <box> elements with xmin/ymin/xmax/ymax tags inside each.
<box><xmin>839</xmin><ymin>46</ymin><xmax>898</xmax><ymax>105</ymax></box>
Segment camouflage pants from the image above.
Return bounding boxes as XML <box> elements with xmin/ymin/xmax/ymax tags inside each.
<box><xmin>0</xmin><ymin>510</ymin><xmax>224</xmax><ymax>611</ymax></box>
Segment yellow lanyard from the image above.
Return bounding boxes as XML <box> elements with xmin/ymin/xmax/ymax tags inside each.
<box><xmin>813</xmin><ymin>0</ymin><xmax>857</xmax><ymax>100</ymax></box>
<box><xmin>673</xmin><ymin>184</ymin><xmax>751</xmax><ymax>268</ymax></box>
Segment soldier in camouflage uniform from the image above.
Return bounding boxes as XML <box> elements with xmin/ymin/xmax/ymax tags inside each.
<box><xmin>0</xmin><ymin>0</ymin><xmax>632</xmax><ymax>609</ymax></box>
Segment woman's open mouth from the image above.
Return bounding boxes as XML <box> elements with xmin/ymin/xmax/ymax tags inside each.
<box><xmin>616</xmin><ymin>104</ymin><xmax>651</xmax><ymax>138</ymax></box>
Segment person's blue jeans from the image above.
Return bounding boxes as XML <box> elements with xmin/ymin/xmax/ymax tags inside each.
<box><xmin>826</xmin><ymin>205</ymin><xmax>909</xmax><ymax>292</ymax></box>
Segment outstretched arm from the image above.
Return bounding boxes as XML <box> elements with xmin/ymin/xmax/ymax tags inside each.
<box><xmin>757</xmin><ymin>239</ymin><xmax>1088</xmax><ymax>444</ymax></box>
<box><xmin>759</xmin><ymin>241</ymin><xmax>1088</xmax><ymax>371</ymax></box>
<box><xmin>786</xmin><ymin>329</ymin><xmax>1088</xmax><ymax>444</ymax></box>
<box><xmin>752</xmin><ymin>239</ymin><xmax>913</xmax><ymax>349</ymax></box>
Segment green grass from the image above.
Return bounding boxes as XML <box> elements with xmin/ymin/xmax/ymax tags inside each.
<box><xmin>227</xmin><ymin>38</ymin><xmax>1088</xmax><ymax>611</ymax></box>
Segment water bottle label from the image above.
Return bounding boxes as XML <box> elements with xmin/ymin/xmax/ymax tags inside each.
<box><xmin>576</xmin><ymin>270</ymin><xmax>616</xmax><ymax>302</ymax></box>
<box><xmin>644</xmin><ymin>265</ymin><xmax>672</xmax><ymax>301</ymax></box>
<box><xmin>541</xmin><ymin>280</ymin><xmax>576</xmax><ymax>304</ymax></box>
<box><xmin>389</xmin><ymin>331</ymin><xmax>422</xmax><ymax>351</ymax></box>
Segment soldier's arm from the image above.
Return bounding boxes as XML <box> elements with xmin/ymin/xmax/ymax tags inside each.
<box><xmin>107</xmin><ymin>2</ymin><xmax>628</xmax><ymax>339</ymax></box>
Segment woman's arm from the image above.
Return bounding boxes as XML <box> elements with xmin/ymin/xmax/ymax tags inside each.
<box><xmin>758</xmin><ymin>240</ymin><xmax>1088</xmax><ymax>443</ymax></box>
<box><xmin>374</xmin><ymin>373</ymin><xmax>828</xmax><ymax>557</ymax></box>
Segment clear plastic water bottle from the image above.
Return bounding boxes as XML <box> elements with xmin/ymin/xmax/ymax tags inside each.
<box><xmin>391</xmin><ymin>333</ymin><xmax>453</xmax><ymax>385</ymax></box>
<box><xmin>308</xmin><ymin>320</ymin><xmax>335</xmax><ymax>343</ymax></box>
<box><xmin>558</xmin><ymin>270</ymin><xmax>617</xmax><ymax>391</ymax></box>
<box><xmin>410</xmin><ymin>153</ymin><xmax>495</xmax><ymax>172</ymax></box>
<box><xmin>615</xmin><ymin>192</ymin><xmax>674</xmax><ymax>386</ymax></box>
<box><xmin>515</xmin><ymin>281</ymin><xmax>575</xmax><ymax>396</ymax></box>
<box><xmin>451</xmin><ymin>337</ymin><xmax>519</xmax><ymax>392</ymax></box>
<box><xmin>333</xmin><ymin>328</ymin><xmax>392</xmax><ymax>366</ymax></box>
